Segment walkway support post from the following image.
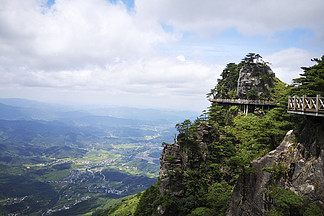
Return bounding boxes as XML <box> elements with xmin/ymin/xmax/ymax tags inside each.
<box><xmin>288</xmin><ymin>95</ymin><xmax>291</xmax><ymax>111</ymax></box>
<box><xmin>316</xmin><ymin>95</ymin><xmax>319</xmax><ymax>113</ymax></box>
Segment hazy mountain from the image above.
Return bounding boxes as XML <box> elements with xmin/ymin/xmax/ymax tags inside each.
<box><xmin>0</xmin><ymin>98</ymin><xmax>198</xmax><ymax>124</ymax></box>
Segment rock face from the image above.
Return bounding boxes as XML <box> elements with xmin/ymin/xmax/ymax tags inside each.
<box><xmin>290</xmin><ymin>119</ymin><xmax>324</xmax><ymax>206</ymax></box>
<box><xmin>158</xmin><ymin>124</ymin><xmax>212</xmax><ymax>215</ymax></box>
<box><xmin>236</xmin><ymin>63</ymin><xmax>275</xmax><ymax>99</ymax></box>
<box><xmin>159</xmin><ymin>143</ymin><xmax>185</xmax><ymax>197</ymax></box>
<box><xmin>227</xmin><ymin>118</ymin><xmax>324</xmax><ymax>215</ymax></box>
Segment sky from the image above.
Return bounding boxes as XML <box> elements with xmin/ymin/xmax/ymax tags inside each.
<box><xmin>0</xmin><ymin>0</ymin><xmax>323</xmax><ymax>112</ymax></box>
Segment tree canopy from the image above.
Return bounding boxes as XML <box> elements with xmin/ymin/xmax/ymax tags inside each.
<box><xmin>293</xmin><ymin>55</ymin><xmax>324</xmax><ymax>96</ymax></box>
<box><xmin>208</xmin><ymin>62</ymin><xmax>239</xmax><ymax>99</ymax></box>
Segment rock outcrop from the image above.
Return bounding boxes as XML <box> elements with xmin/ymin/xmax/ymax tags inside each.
<box><xmin>159</xmin><ymin>143</ymin><xmax>185</xmax><ymax>197</ymax></box>
<box><xmin>227</xmin><ymin>118</ymin><xmax>324</xmax><ymax>215</ymax></box>
<box><xmin>159</xmin><ymin>124</ymin><xmax>211</xmax><ymax>196</ymax></box>
<box><xmin>236</xmin><ymin>63</ymin><xmax>275</xmax><ymax>99</ymax></box>
<box><xmin>158</xmin><ymin>124</ymin><xmax>212</xmax><ymax>215</ymax></box>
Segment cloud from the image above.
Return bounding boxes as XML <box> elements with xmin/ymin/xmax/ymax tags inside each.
<box><xmin>0</xmin><ymin>0</ymin><xmax>226</xmax><ymax>111</ymax></box>
<box><xmin>135</xmin><ymin>0</ymin><xmax>324</xmax><ymax>39</ymax></box>
<box><xmin>265</xmin><ymin>48</ymin><xmax>316</xmax><ymax>84</ymax></box>
<box><xmin>4</xmin><ymin>57</ymin><xmax>222</xmax><ymax>94</ymax></box>
<box><xmin>176</xmin><ymin>55</ymin><xmax>186</xmax><ymax>62</ymax></box>
<box><xmin>0</xmin><ymin>0</ymin><xmax>171</xmax><ymax>70</ymax></box>
<box><xmin>0</xmin><ymin>56</ymin><xmax>223</xmax><ymax>111</ymax></box>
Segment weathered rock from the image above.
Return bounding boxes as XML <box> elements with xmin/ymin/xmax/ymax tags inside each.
<box><xmin>159</xmin><ymin>143</ymin><xmax>185</xmax><ymax>197</ymax></box>
<box><xmin>236</xmin><ymin>63</ymin><xmax>275</xmax><ymax>99</ymax></box>
<box><xmin>227</xmin><ymin>130</ymin><xmax>294</xmax><ymax>215</ymax></box>
<box><xmin>288</xmin><ymin>119</ymin><xmax>324</xmax><ymax>209</ymax></box>
<box><xmin>227</xmin><ymin>119</ymin><xmax>324</xmax><ymax>215</ymax></box>
<box><xmin>158</xmin><ymin>124</ymin><xmax>211</xmax><ymax>197</ymax></box>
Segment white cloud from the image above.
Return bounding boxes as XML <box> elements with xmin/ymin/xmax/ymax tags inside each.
<box><xmin>4</xmin><ymin>57</ymin><xmax>222</xmax><ymax>94</ymax></box>
<box><xmin>265</xmin><ymin>48</ymin><xmax>316</xmax><ymax>84</ymax></box>
<box><xmin>0</xmin><ymin>0</ymin><xmax>171</xmax><ymax>70</ymax></box>
<box><xmin>176</xmin><ymin>55</ymin><xmax>186</xmax><ymax>62</ymax></box>
<box><xmin>135</xmin><ymin>0</ymin><xmax>324</xmax><ymax>39</ymax></box>
<box><xmin>0</xmin><ymin>55</ymin><xmax>223</xmax><ymax>110</ymax></box>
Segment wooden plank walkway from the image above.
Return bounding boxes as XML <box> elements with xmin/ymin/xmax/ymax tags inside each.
<box><xmin>287</xmin><ymin>95</ymin><xmax>324</xmax><ymax>117</ymax></box>
<box><xmin>209</xmin><ymin>98</ymin><xmax>277</xmax><ymax>115</ymax></box>
<box><xmin>210</xmin><ymin>98</ymin><xmax>277</xmax><ymax>106</ymax></box>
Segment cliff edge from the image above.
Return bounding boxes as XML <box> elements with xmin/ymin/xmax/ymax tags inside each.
<box><xmin>227</xmin><ymin>118</ymin><xmax>324</xmax><ymax>215</ymax></box>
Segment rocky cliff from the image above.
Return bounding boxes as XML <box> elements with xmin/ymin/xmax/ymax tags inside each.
<box><xmin>227</xmin><ymin>117</ymin><xmax>324</xmax><ymax>215</ymax></box>
<box><xmin>236</xmin><ymin>63</ymin><xmax>275</xmax><ymax>99</ymax></box>
<box><xmin>158</xmin><ymin>124</ymin><xmax>212</xmax><ymax>215</ymax></box>
<box><xmin>159</xmin><ymin>125</ymin><xmax>212</xmax><ymax>196</ymax></box>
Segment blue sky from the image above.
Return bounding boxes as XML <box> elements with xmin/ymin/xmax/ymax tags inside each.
<box><xmin>0</xmin><ymin>0</ymin><xmax>323</xmax><ymax>111</ymax></box>
<box><xmin>110</xmin><ymin>0</ymin><xmax>134</xmax><ymax>9</ymax></box>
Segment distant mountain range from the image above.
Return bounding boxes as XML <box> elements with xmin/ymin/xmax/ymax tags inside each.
<box><xmin>0</xmin><ymin>98</ymin><xmax>198</xmax><ymax>125</ymax></box>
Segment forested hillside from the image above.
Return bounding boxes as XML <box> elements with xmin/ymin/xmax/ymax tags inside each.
<box><xmin>102</xmin><ymin>54</ymin><xmax>324</xmax><ymax>216</ymax></box>
<box><xmin>0</xmin><ymin>102</ymin><xmax>199</xmax><ymax>215</ymax></box>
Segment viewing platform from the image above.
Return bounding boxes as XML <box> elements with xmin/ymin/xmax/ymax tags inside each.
<box><xmin>209</xmin><ymin>98</ymin><xmax>278</xmax><ymax>114</ymax></box>
<box><xmin>210</xmin><ymin>98</ymin><xmax>277</xmax><ymax>106</ymax></box>
<box><xmin>287</xmin><ymin>95</ymin><xmax>324</xmax><ymax>117</ymax></box>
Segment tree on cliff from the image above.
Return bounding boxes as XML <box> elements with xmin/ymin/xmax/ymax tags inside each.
<box><xmin>241</xmin><ymin>53</ymin><xmax>269</xmax><ymax>65</ymax></box>
<box><xmin>242</xmin><ymin>53</ymin><xmax>261</xmax><ymax>64</ymax></box>
<box><xmin>293</xmin><ymin>55</ymin><xmax>324</xmax><ymax>96</ymax></box>
<box><xmin>208</xmin><ymin>53</ymin><xmax>272</xmax><ymax>100</ymax></box>
<box><xmin>207</xmin><ymin>62</ymin><xmax>239</xmax><ymax>99</ymax></box>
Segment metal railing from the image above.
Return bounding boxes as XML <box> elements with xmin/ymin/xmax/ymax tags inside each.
<box><xmin>210</xmin><ymin>98</ymin><xmax>277</xmax><ymax>106</ymax></box>
<box><xmin>287</xmin><ymin>95</ymin><xmax>324</xmax><ymax>116</ymax></box>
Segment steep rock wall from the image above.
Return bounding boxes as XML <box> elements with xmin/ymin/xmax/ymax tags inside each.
<box><xmin>227</xmin><ymin>118</ymin><xmax>324</xmax><ymax>215</ymax></box>
<box><xmin>159</xmin><ymin>125</ymin><xmax>211</xmax><ymax>197</ymax></box>
<box><xmin>236</xmin><ymin>63</ymin><xmax>275</xmax><ymax>99</ymax></box>
<box><xmin>158</xmin><ymin>124</ymin><xmax>212</xmax><ymax>215</ymax></box>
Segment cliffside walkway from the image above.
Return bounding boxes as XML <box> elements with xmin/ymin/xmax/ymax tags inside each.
<box><xmin>210</xmin><ymin>98</ymin><xmax>278</xmax><ymax>114</ymax></box>
<box><xmin>287</xmin><ymin>95</ymin><xmax>324</xmax><ymax>117</ymax></box>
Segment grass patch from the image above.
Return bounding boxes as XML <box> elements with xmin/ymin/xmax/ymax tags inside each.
<box><xmin>42</xmin><ymin>169</ymin><xmax>70</xmax><ymax>181</ymax></box>
<box><xmin>98</xmin><ymin>194</ymin><xmax>142</xmax><ymax>216</ymax></box>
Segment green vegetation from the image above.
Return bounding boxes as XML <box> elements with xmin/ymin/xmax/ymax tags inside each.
<box><xmin>98</xmin><ymin>194</ymin><xmax>142</xmax><ymax>216</ymax></box>
<box><xmin>134</xmin><ymin>182</ymin><xmax>161</xmax><ymax>216</ymax></box>
<box><xmin>131</xmin><ymin>54</ymin><xmax>324</xmax><ymax>216</ymax></box>
<box><xmin>0</xmin><ymin>116</ymin><xmax>168</xmax><ymax>215</ymax></box>
<box><xmin>207</xmin><ymin>53</ymin><xmax>273</xmax><ymax>100</ymax></box>
<box><xmin>208</xmin><ymin>62</ymin><xmax>240</xmax><ymax>99</ymax></box>
<box><xmin>265</xmin><ymin>187</ymin><xmax>323</xmax><ymax>216</ymax></box>
<box><xmin>292</xmin><ymin>55</ymin><xmax>324</xmax><ymax>96</ymax></box>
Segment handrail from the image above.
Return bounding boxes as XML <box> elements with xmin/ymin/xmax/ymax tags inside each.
<box><xmin>287</xmin><ymin>95</ymin><xmax>324</xmax><ymax>116</ymax></box>
<box><xmin>210</xmin><ymin>98</ymin><xmax>277</xmax><ymax>106</ymax></box>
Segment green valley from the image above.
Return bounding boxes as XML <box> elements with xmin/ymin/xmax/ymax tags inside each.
<box><xmin>0</xmin><ymin>102</ymin><xmax>197</xmax><ymax>215</ymax></box>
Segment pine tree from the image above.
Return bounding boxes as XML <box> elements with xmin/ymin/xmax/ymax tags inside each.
<box><xmin>293</xmin><ymin>55</ymin><xmax>324</xmax><ymax>96</ymax></box>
